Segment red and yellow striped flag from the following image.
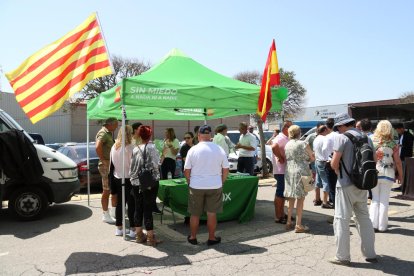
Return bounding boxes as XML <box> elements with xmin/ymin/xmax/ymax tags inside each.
<box><xmin>257</xmin><ymin>39</ymin><xmax>280</xmax><ymax>122</ymax></box>
<box><xmin>6</xmin><ymin>13</ymin><xmax>113</xmax><ymax>124</ymax></box>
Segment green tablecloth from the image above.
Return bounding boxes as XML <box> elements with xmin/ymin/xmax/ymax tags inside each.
<box><xmin>158</xmin><ymin>175</ymin><xmax>259</xmax><ymax>223</ymax></box>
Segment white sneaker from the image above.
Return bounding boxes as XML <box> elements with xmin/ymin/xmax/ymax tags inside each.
<box><xmin>102</xmin><ymin>211</ymin><xmax>115</xmax><ymax>224</ymax></box>
<box><xmin>109</xmin><ymin>208</ymin><xmax>116</xmax><ymax>218</ymax></box>
<box><xmin>128</xmin><ymin>230</ymin><xmax>136</xmax><ymax>239</ymax></box>
<box><xmin>115</xmin><ymin>228</ymin><xmax>123</xmax><ymax>236</ymax></box>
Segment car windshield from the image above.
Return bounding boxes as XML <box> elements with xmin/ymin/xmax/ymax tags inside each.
<box><xmin>75</xmin><ymin>146</ymin><xmax>98</xmax><ymax>159</ymax></box>
<box><xmin>262</xmin><ymin>131</ymin><xmax>274</xmax><ymax>141</ymax></box>
<box><xmin>227</xmin><ymin>132</ymin><xmax>240</xmax><ymax>145</ymax></box>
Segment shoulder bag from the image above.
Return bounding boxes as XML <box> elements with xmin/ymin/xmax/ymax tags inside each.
<box><xmin>138</xmin><ymin>144</ymin><xmax>157</xmax><ymax>190</ymax></box>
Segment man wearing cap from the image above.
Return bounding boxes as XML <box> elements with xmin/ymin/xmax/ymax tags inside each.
<box><xmin>329</xmin><ymin>113</ymin><xmax>377</xmax><ymax>266</ymax></box>
<box><xmin>235</xmin><ymin>122</ymin><xmax>257</xmax><ymax>175</ymax></box>
<box><xmin>184</xmin><ymin>125</ymin><xmax>229</xmax><ymax>246</ymax></box>
<box><xmin>96</xmin><ymin>117</ymin><xmax>118</xmax><ymax>224</ymax></box>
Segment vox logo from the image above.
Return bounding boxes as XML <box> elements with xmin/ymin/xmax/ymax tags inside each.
<box><xmin>223</xmin><ymin>192</ymin><xmax>231</xmax><ymax>202</ymax></box>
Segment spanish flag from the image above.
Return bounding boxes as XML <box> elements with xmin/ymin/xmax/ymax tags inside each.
<box><xmin>6</xmin><ymin>13</ymin><xmax>113</xmax><ymax>123</ymax></box>
<box><xmin>257</xmin><ymin>39</ymin><xmax>280</xmax><ymax>122</ymax></box>
<box><xmin>114</xmin><ymin>85</ymin><xmax>121</xmax><ymax>103</ymax></box>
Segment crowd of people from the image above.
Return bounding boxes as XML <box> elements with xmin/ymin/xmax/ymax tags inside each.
<box><xmin>95</xmin><ymin>121</ymin><xmax>229</xmax><ymax>246</ymax></box>
<box><xmin>93</xmin><ymin>114</ymin><xmax>413</xmax><ymax>264</ymax></box>
<box><xmin>268</xmin><ymin>113</ymin><xmax>412</xmax><ymax>265</ymax></box>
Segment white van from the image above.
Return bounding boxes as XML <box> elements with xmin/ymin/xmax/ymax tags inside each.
<box><xmin>0</xmin><ymin>109</ymin><xmax>80</xmax><ymax>220</ymax></box>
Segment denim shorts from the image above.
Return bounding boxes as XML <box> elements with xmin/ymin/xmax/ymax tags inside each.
<box><xmin>274</xmin><ymin>174</ymin><xmax>285</xmax><ymax>198</ymax></box>
<box><xmin>315</xmin><ymin>160</ymin><xmax>330</xmax><ymax>192</ymax></box>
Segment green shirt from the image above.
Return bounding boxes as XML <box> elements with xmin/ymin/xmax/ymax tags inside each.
<box><xmin>96</xmin><ymin>127</ymin><xmax>114</xmax><ymax>161</ymax></box>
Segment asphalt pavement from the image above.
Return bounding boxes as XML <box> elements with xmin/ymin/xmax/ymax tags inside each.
<box><xmin>0</xmin><ymin>179</ymin><xmax>413</xmax><ymax>275</ymax></box>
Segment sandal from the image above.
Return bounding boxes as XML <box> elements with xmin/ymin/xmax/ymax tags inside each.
<box><xmin>313</xmin><ymin>199</ymin><xmax>322</xmax><ymax>206</ymax></box>
<box><xmin>135</xmin><ymin>232</ymin><xmax>147</xmax><ymax>244</ymax></box>
<box><xmin>147</xmin><ymin>233</ymin><xmax>162</xmax><ymax>246</ymax></box>
<box><xmin>285</xmin><ymin>222</ymin><xmax>294</xmax><ymax>231</ymax></box>
<box><xmin>295</xmin><ymin>225</ymin><xmax>310</xmax><ymax>233</ymax></box>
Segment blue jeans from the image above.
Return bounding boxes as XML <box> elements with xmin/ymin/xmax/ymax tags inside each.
<box><xmin>315</xmin><ymin>161</ymin><xmax>330</xmax><ymax>192</ymax></box>
<box><xmin>274</xmin><ymin>174</ymin><xmax>285</xmax><ymax>198</ymax></box>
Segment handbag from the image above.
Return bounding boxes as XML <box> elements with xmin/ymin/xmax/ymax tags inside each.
<box><xmin>137</xmin><ymin>144</ymin><xmax>156</xmax><ymax>190</ymax></box>
<box><xmin>299</xmin><ymin>165</ymin><xmax>314</xmax><ymax>193</ymax></box>
<box><xmin>301</xmin><ymin>175</ymin><xmax>314</xmax><ymax>193</ymax></box>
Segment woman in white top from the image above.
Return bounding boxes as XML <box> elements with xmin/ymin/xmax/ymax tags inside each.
<box><xmin>370</xmin><ymin>120</ymin><xmax>403</xmax><ymax>232</ymax></box>
<box><xmin>110</xmin><ymin>125</ymin><xmax>136</xmax><ymax>237</ymax></box>
<box><xmin>160</xmin><ymin>128</ymin><xmax>180</xmax><ymax>179</ymax></box>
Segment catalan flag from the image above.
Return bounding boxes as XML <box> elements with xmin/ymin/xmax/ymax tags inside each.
<box><xmin>257</xmin><ymin>39</ymin><xmax>280</xmax><ymax>122</ymax></box>
<box><xmin>6</xmin><ymin>13</ymin><xmax>113</xmax><ymax>124</ymax></box>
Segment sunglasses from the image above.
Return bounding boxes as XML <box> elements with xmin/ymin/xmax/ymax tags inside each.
<box><xmin>184</xmin><ymin>136</ymin><xmax>192</xmax><ymax>139</ymax></box>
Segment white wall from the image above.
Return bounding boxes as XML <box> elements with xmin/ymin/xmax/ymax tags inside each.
<box><xmin>0</xmin><ymin>92</ymin><xmax>72</xmax><ymax>143</ymax></box>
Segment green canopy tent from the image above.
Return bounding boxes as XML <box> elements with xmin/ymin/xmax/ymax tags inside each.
<box><xmin>87</xmin><ymin>48</ymin><xmax>287</xmax><ymax>120</ymax></box>
<box><xmin>85</xmin><ymin>49</ymin><xmax>288</xmax><ymax>235</ymax></box>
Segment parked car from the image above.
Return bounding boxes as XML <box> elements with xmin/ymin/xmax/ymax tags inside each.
<box><xmin>58</xmin><ymin>143</ymin><xmax>101</xmax><ymax>189</ymax></box>
<box><xmin>29</xmin><ymin>133</ymin><xmax>45</xmax><ymax>145</ymax></box>
<box><xmin>45</xmin><ymin>143</ymin><xmax>63</xmax><ymax>150</ymax></box>
<box><xmin>226</xmin><ymin>130</ymin><xmax>273</xmax><ymax>174</ymax></box>
<box><xmin>300</xmin><ymin>127</ymin><xmax>317</xmax><ymax>141</ymax></box>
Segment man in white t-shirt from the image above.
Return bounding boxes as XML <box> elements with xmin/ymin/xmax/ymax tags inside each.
<box><xmin>184</xmin><ymin>125</ymin><xmax>229</xmax><ymax>246</ymax></box>
<box><xmin>322</xmin><ymin>118</ymin><xmax>338</xmax><ymax>206</ymax></box>
<box><xmin>235</xmin><ymin>122</ymin><xmax>257</xmax><ymax>175</ymax></box>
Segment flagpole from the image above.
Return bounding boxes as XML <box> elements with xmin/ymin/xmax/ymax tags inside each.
<box><xmin>121</xmin><ymin>105</ymin><xmax>126</xmax><ymax>240</ymax></box>
<box><xmin>87</xmin><ymin>117</ymin><xmax>90</xmax><ymax>206</ymax></box>
<box><xmin>95</xmin><ymin>12</ymin><xmax>115</xmax><ymax>75</ymax></box>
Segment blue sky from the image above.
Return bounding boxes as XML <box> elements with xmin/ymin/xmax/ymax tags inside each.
<box><xmin>0</xmin><ymin>0</ymin><xmax>413</xmax><ymax>107</ymax></box>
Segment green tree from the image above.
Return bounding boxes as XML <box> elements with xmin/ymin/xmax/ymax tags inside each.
<box><xmin>72</xmin><ymin>55</ymin><xmax>151</xmax><ymax>102</ymax></box>
<box><xmin>400</xmin><ymin>91</ymin><xmax>414</xmax><ymax>104</ymax></box>
<box><xmin>234</xmin><ymin>68</ymin><xmax>306</xmax><ymax>120</ymax></box>
<box><xmin>234</xmin><ymin>68</ymin><xmax>307</xmax><ymax>177</ymax></box>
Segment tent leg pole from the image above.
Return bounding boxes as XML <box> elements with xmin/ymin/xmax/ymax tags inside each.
<box><xmin>87</xmin><ymin>118</ymin><xmax>90</xmax><ymax>206</ymax></box>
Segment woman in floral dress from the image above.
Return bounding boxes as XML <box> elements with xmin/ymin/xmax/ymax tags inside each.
<box><xmin>284</xmin><ymin>125</ymin><xmax>314</xmax><ymax>233</ymax></box>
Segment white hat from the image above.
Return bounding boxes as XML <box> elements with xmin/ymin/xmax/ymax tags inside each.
<box><xmin>334</xmin><ymin>113</ymin><xmax>355</xmax><ymax>128</ymax></box>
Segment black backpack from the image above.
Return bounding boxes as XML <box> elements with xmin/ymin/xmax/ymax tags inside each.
<box><xmin>340</xmin><ymin>132</ymin><xmax>378</xmax><ymax>190</ymax></box>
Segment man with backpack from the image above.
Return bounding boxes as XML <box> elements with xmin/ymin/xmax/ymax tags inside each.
<box><xmin>329</xmin><ymin>113</ymin><xmax>377</xmax><ymax>266</ymax></box>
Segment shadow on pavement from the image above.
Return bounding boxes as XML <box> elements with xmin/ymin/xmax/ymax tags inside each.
<box><xmin>352</xmin><ymin>254</ymin><xmax>414</xmax><ymax>275</ymax></box>
<box><xmin>388</xmin><ymin>201</ymin><xmax>411</xmax><ymax>207</ymax></box>
<box><xmin>388</xmin><ymin>215</ymin><xmax>414</xmax><ymax>223</ymax></box>
<box><xmin>0</xmin><ymin>203</ymin><xmax>92</xmax><ymax>239</ymax></box>
<box><xmin>64</xmin><ymin>241</ymin><xmax>266</xmax><ymax>275</ymax></box>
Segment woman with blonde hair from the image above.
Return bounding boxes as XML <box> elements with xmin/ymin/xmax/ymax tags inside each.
<box><xmin>160</xmin><ymin>128</ymin><xmax>180</xmax><ymax>179</ymax></box>
<box><xmin>110</xmin><ymin>125</ymin><xmax>136</xmax><ymax>237</ymax></box>
<box><xmin>370</xmin><ymin>120</ymin><xmax>403</xmax><ymax>232</ymax></box>
<box><xmin>284</xmin><ymin>125</ymin><xmax>315</xmax><ymax>233</ymax></box>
